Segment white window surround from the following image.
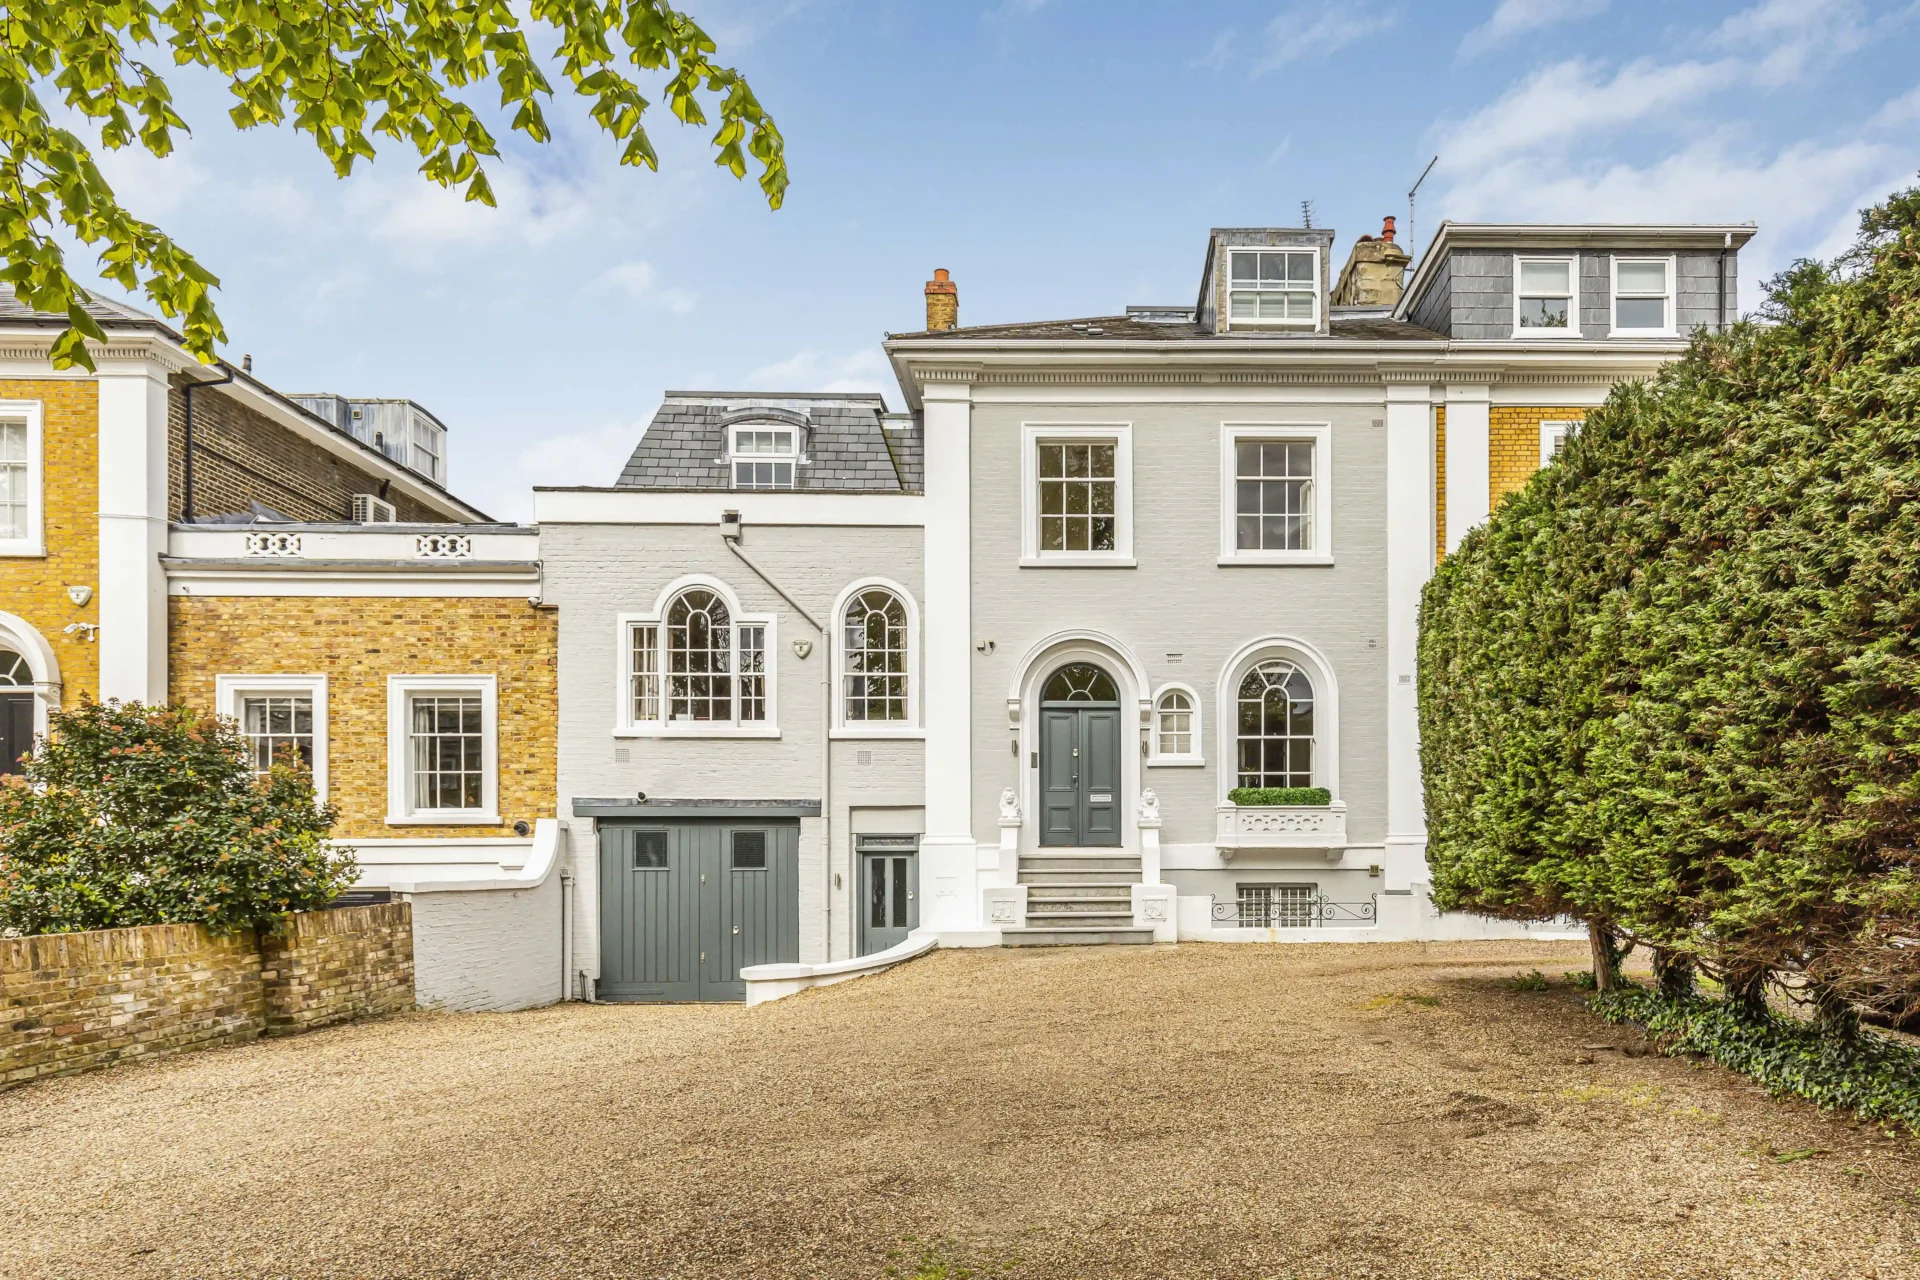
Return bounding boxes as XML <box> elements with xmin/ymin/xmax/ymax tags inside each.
<box><xmin>0</xmin><ymin>401</ymin><xmax>45</xmax><ymax>557</ymax></box>
<box><xmin>829</xmin><ymin>576</ymin><xmax>923</xmax><ymax>738</ymax></box>
<box><xmin>1019</xmin><ymin>423</ymin><xmax>1135</xmax><ymax>567</ymax></box>
<box><xmin>1218</xmin><ymin>423</ymin><xmax>1334</xmax><ymax>565</ymax></box>
<box><xmin>1511</xmin><ymin>254</ymin><xmax>1581</xmax><ymax>340</ymax></box>
<box><xmin>729</xmin><ymin>423</ymin><xmax>800</xmax><ymax>490</ymax></box>
<box><xmin>1540</xmin><ymin>419</ymin><xmax>1580</xmax><ymax>465</ymax></box>
<box><xmin>1224</xmin><ymin>248</ymin><xmax>1321</xmax><ymax>329</ymax></box>
<box><xmin>1214</xmin><ymin>636</ymin><xmax>1340</xmax><ymax>803</ymax></box>
<box><xmin>1148</xmin><ymin>681</ymin><xmax>1204</xmax><ymax>766</ymax></box>
<box><xmin>1608</xmin><ymin>254</ymin><xmax>1679</xmax><ymax>338</ymax></box>
<box><xmin>215</xmin><ymin>673</ymin><xmax>328</xmax><ymax>800</ymax></box>
<box><xmin>615</xmin><ymin>574</ymin><xmax>780</xmax><ymax>738</ymax></box>
<box><xmin>386</xmin><ymin>673</ymin><xmax>499</xmax><ymax>825</ymax></box>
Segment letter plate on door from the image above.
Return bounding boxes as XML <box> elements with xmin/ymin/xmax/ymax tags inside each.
<box><xmin>1090</xmin><ymin>794</ymin><xmax>1112</xmax><ymax>804</ymax></box>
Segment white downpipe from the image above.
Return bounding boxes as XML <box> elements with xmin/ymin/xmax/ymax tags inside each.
<box><xmin>722</xmin><ymin>523</ymin><xmax>834</xmax><ymax>962</ymax></box>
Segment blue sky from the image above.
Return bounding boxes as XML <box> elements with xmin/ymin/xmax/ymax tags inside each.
<box><xmin>71</xmin><ymin>0</ymin><xmax>1920</xmax><ymax>520</ymax></box>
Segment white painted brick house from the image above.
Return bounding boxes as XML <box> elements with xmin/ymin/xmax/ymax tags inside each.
<box><xmin>534</xmin><ymin>216</ymin><xmax>1755</xmax><ymax>1002</ymax></box>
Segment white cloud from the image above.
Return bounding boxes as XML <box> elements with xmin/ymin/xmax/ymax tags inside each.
<box><xmin>1432</xmin><ymin>56</ymin><xmax>1739</xmax><ymax>174</ymax></box>
<box><xmin>742</xmin><ymin>348</ymin><xmax>891</xmax><ymax>394</ymax></box>
<box><xmin>1253</xmin><ymin>1</ymin><xmax>1397</xmax><ymax>76</ymax></box>
<box><xmin>1459</xmin><ymin>0</ymin><xmax>1609</xmax><ymax>59</ymax></box>
<box><xmin>465</xmin><ymin>418</ymin><xmax>646</xmax><ymax>522</ymax></box>
<box><xmin>1713</xmin><ymin>0</ymin><xmax>1869</xmax><ymax>87</ymax></box>
<box><xmin>1870</xmin><ymin>82</ymin><xmax>1920</xmax><ymax>130</ymax></box>
<box><xmin>348</xmin><ymin>161</ymin><xmax>596</xmax><ymax>259</ymax></box>
<box><xmin>1427</xmin><ymin>27</ymin><xmax>1920</xmax><ymax>316</ymax></box>
<box><xmin>1190</xmin><ymin>29</ymin><xmax>1236</xmax><ymax>73</ymax></box>
<box><xmin>87</xmin><ymin>143</ymin><xmax>211</xmax><ymax>220</ymax></box>
<box><xmin>588</xmin><ymin>260</ymin><xmax>697</xmax><ymax>314</ymax></box>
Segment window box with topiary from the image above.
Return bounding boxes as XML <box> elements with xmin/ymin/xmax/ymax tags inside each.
<box><xmin>1215</xmin><ymin>787</ymin><xmax>1346</xmax><ymax>861</ymax></box>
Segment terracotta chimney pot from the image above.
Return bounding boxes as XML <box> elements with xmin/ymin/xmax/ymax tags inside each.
<box><xmin>1381</xmin><ymin>216</ymin><xmax>1397</xmax><ymax>243</ymax></box>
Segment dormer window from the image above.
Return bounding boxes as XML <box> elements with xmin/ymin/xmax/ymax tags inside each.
<box><xmin>1228</xmin><ymin>250</ymin><xmax>1318</xmax><ymax>326</ymax></box>
<box><xmin>731</xmin><ymin>425</ymin><xmax>797</xmax><ymax>489</ymax></box>
<box><xmin>1515</xmin><ymin>257</ymin><xmax>1578</xmax><ymax>336</ymax></box>
<box><xmin>1610</xmin><ymin>256</ymin><xmax>1676</xmax><ymax>336</ymax></box>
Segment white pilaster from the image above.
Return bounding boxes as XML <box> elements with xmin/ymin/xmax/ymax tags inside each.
<box><xmin>1442</xmin><ymin>383</ymin><xmax>1491</xmax><ymax>555</ymax></box>
<box><xmin>919</xmin><ymin>379</ymin><xmax>978</xmax><ymax>931</ymax></box>
<box><xmin>1384</xmin><ymin>382</ymin><xmax>1435</xmax><ymax>886</ymax></box>
<box><xmin>96</xmin><ymin>365</ymin><xmax>171</xmax><ymax>703</ymax></box>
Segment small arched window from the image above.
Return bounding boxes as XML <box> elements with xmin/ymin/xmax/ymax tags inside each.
<box><xmin>0</xmin><ymin>651</ymin><xmax>29</xmax><ymax>686</ymax></box>
<box><xmin>1237</xmin><ymin>660</ymin><xmax>1314</xmax><ymax>788</ymax></box>
<box><xmin>1156</xmin><ymin>689</ymin><xmax>1193</xmax><ymax>756</ymax></box>
<box><xmin>843</xmin><ymin>589</ymin><xmax>908</xmax><ymax>722</ymax></box>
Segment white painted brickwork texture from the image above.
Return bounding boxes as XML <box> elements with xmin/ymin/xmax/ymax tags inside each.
<box><xmin>967</xmin><ymin>396</ymin><xmax>1391</xmax><ymax>848</ymax></box>
<box><xmin>541</xmin><ymin>522</ymin><xmax>924</xmax><ymax>970</ymax></box>
<box><xmin>407</xmin><ymin>878</ymin><xmax>563</xmax><ymax>1012</ymax></box>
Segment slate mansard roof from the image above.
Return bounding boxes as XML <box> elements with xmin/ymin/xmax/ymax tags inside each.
<box><xmin>617</xmin><ymin>392</ymin><xmax>923</xmax><ymax>494</ymax></box>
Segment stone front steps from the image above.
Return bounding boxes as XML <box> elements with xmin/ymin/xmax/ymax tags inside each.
<box><xmin>1007</xmin><ymin>849</ymin><xmax>1147</xmax><ymax>944</ymax></box>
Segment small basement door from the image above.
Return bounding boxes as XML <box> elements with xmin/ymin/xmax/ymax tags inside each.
<box><xmin>598</xmin><ymin>820</ymin><xmax>800</xmax><ymax>1002</ymax></box>
<box><xmin>856</xmin><ymin>834</ymin><xmax>919</xmax><ymax>955</ymax></box>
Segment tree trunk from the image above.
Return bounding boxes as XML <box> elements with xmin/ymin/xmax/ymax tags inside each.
<box><xmin>1588</xmin><ymin>921</ymin><xmax>1624</xmax><ymax>992</ymax></box>
<box><xmin>1723</xmin><ymin>965</ymin><xmax>1770</xmax><ymax>1020</ymax></box>
<box><xmin>1812</xmin><ymin>983</ymin><xmax>1860</xmax><ymax>1041</ymax></box>
<box><xmin>1651</xmin><ymin>948</ymin><xmax>1696</xmax><ymax>1000</ymax></box>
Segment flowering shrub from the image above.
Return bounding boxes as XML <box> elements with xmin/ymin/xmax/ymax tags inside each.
<box><xmin>0</xmin><ymin>700</ymin><xmax>355</xmax><ymax>936</ymax></box>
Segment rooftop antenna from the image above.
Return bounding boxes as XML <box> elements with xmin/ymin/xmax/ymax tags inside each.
<box><xmin>1408</xmin><ymin>155</ymin><xmax>1439</xmax><ymax>264</ymax></box>
<box><xmin>1300</xmin><ymin>199</ymin><xmax>1314</xmax><ymax>229</ymax></box>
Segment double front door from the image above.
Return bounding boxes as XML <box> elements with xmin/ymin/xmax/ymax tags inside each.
<box><xmin>1039</xmin><ymin>702</ymin><xmax>1122</xmax><ymax>847</ymax></box>
<box><xmin>857</xmin><ymin>837</ymin><xmax>919</xmax><ymax>955</ymax></box>
<box><xmin>597</xmin><ymin>821</ymin><xmax>799</xmax><ymax>1002</ymax></box>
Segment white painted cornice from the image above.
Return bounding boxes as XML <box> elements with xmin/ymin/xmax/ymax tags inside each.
<box><xmin>532</xmin><ymin>487</ymin><xmax>926</xmax><ymax>526</ymax></box>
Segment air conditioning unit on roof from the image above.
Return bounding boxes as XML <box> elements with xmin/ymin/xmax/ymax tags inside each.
<box><xmin>351</xmin><ymin>493</ymin><xmax>397</xmax><ymax>523</ymax></box>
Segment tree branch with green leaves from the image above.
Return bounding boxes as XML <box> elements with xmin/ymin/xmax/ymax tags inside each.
<box><xmin>0</xmin><ymin>0</ymin><xmax>787</xmax><ymax>370</ymax></box>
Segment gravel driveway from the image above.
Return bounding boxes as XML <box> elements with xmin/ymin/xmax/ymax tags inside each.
<box><xmin>3</xmin><ymin>940</ymin><xmax>1917</xmax><ymax>1279</ymax></box>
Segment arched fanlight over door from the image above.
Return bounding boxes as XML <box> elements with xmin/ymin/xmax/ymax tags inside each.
<box><xmin>1042</xmin><ymin>662</ymin><xmax>1118</xmax><ymax>703</ymax></box>
<box><xmin>0</xmin><ymin>651</ymin><xmax>29</xmax><ymax>686</ymax></box>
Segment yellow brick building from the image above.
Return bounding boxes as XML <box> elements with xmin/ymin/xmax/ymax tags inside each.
<box><xmin>1435</xmin><ymin>405</ymin><xmax>1591</xmax><ymax>563</ymax></box>
<box><xmin>0</xmin><ymin>294</ymin><xmax>554</xmax><ymax>890</ymax></box>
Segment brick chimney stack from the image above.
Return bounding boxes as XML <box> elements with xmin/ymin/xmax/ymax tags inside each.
<box><xmin>1330</xmin><ymin>217</ymin><xmax>1412</xmax><ymax>308</ymax></box>
<box><xmin>924</xmin><ymin>268</ymin><xmax>958</xmax><ymax>331</ymax></box>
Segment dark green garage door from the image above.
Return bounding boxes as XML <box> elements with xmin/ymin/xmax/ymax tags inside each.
<box><xmin>598</xmin><ymin>820</ymin><xmax>800</xmax><ymax>1002</ymax></box>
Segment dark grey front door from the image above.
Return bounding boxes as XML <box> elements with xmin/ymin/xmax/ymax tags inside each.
<box><xmin>857</xmin><ymin>836</ymin><xmax>918</xmax><ymax>955</ymax></box>
<box><xmin>598</xmin><ymin>821</ymin><xmax>799</xmax><ymax>1002</ymax></box>
<box><xmin>0</xmin><ymin>693</ymin><xmax>30</xmax><ymax>775</ymax></box>
<box><xmin>1037</xmin><ymin>662</ymin><xmax>1123</xmax><ymax>847</ymax></box>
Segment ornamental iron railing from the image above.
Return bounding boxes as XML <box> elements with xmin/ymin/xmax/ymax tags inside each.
<box><xmin>1213</xmin><ymin>891</ymin><xmax>1378</xmax><ymax>928</ymax></box>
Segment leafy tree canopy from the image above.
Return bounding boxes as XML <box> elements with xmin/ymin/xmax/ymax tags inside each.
<box><xmin>2</xmin><ymin>0</ymin><xmax>787</xmax><ymax>370</ymax></box>
<box><xmin>0</xmin><ymin>699</ymin><xmax>356</xmax><ymax>935</ymax></box>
